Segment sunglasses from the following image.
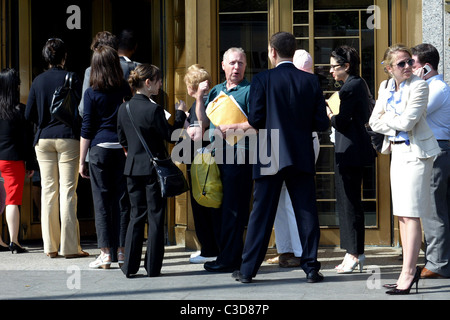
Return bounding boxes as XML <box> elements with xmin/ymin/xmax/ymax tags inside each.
<box><xmin>396</xmin><ymin>59</ymin><xmax>414</xmax><ymax>68</ymax></box>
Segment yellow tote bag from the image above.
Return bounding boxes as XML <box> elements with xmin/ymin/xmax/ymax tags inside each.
<box><xmin>206</xmin><ymin>91</ymin><xmax>248</xmax><ymax>145</ymax></box>
<box><xmin>191</xmin><ymin>147</ymin><xmax>223</xmax><ymax>208</ymax></box>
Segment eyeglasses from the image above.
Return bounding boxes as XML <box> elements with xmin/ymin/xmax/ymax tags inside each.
<box><xmin>396</xmin><ymin>59</ymin><xmax>414</xmax><ymax>68</ymax></box>
<box><xmin>330</xmin><ymin>64</ymin><xmax>342</xmax><ymax>70</ymax></box>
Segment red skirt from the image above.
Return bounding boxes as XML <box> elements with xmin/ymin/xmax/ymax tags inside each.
<box><xmin>0</xmin><ymin>160</ymin><xmax>26</xmax><ymax>205</ymax></box>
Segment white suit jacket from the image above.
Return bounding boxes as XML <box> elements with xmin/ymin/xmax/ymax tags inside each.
<box><xmin>369</xmin><ymin>75</ymin><xmax>440</xmax><ymax>158</ymax></box>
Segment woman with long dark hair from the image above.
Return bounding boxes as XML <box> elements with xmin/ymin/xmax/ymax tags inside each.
<box><xmin>80</xmin><ymin>45</ymin><xmax>131</xmax><ymax>269</ymax></box>
<box><xmin>0</xmin><ymin>68</ymin><xmax>36</xmax><ymax>253</ymax></box>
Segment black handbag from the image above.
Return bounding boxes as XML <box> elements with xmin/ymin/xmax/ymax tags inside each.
<box><xmin>50</xmin><ymin>72</ymin><xmax>80</xmax><ymax>128</ymax></box>
<box><xmin>126</xmin><ymin>103</ymin><xmax>189</xmax><ymax>198</ymax></box>
<box><xmin>364</xmin><ymin>79</ymin><xmax>384</xmax><ymax>153</ymax></box>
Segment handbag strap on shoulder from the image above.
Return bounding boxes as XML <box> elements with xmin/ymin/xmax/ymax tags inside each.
<box><xmin>63</xmin><ymin>72</ymin><xmax>74</xmax><ymax>88</ymax></box>
<box><xmin>126</xmin><ymin>102</ymin><xmax>155</xmax><ymax>161</ymax></box>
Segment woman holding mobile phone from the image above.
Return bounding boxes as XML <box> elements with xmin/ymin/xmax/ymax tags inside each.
<box><xmin>369</xmin><ymin>44</ymin><xmax>440</xmax><ymax>295</ymax></box>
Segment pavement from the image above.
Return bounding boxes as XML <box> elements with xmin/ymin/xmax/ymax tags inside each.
<box><xmin>1</xmin><ymin>239</ymin><xmax>450</xmax><ymax>310</ymax></box>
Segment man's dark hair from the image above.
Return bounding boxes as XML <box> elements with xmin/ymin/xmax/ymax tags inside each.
<box><xmin>269</xmin><ymin>32</ymin><xmax>296</xmax><ymax>59</ymax></box>
<box><xmin>411</xmin><ymin>43</ymin><xmax>440</xmax><ymax>71</ymax></box>
<box><xmin>118</xmin><ymin>29</ymin><xmax>137</xmax><ymax>52</ymax></box>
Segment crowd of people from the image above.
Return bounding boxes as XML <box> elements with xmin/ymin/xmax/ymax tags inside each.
<box><xmin>0</xmin><ymin>30</ymin><xmax>448</xmax><ymax>296</ymax></box>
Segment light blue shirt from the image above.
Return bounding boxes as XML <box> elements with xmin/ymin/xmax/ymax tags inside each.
<box><xmin>425</xmin><ymin>74</ymin><xmax>450</xmax><ymax>140</ymax></box>
<box><xmin>386</xmin><ymin>81</ymin><xmax>410</xmax><ymax>142</ymax></box>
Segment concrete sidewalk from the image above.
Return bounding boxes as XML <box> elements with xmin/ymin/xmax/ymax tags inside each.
<box><xmin>1</xmin><ymin>239</ymin><xmax>450</xmax><ymax>303</ymax></box>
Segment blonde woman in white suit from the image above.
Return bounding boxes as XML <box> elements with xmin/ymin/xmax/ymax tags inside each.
<box><xmin>369</xmin><ymin>44</ymin><xmax>441</xmax><ymax>295</ymax></box>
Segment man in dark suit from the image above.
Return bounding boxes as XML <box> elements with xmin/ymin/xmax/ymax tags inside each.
<box><xmin>233</xmin><ymin>32</ymin><xmax>329</xmax><ymax>283</ymax></box>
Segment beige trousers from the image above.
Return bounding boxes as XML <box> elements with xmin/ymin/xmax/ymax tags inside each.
<box><xmin>35</xmin><ymin>139</ymin><xmax>81</xmax><ymax>255</ymax></box>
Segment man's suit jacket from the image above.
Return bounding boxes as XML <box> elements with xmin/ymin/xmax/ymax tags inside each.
<box><xmin>248</xmin><ymin>62</ymin><xmax>329</xmax><ymax>179</ymax></box>
<box><xmin>331</xmin><ymin>75</ymin><xmax>376</xmax><ymax>167</ymax></box>
<box><xmin>117</xmin><ymin>94</ymin><xmax>186</xmax><ymax>176</ymax></box>
<box><xmin>369</xmin><ymin>75</ymin><xmax>440</xmax><ymax>159</ymax></box>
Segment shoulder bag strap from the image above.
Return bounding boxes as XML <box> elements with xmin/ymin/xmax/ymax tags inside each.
<box><xmin>64</xmin><ymin>72</ymin><xmax>73</xmax><ymax>88</ymax></box>
<box><xmin>126</xmin><ymin>102</ymin><xmax>155</xmax><ymax>160</ymax></box>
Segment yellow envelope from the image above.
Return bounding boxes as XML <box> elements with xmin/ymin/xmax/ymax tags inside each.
<box><xmin>206</xmin><ymin>91</ymin><xmax>248</xmax><ymax>145</ymax></box>
<box><xmin>327</xmin><ymin>91</ymin><xmax>340</xmax><ymax>115</ymax></box>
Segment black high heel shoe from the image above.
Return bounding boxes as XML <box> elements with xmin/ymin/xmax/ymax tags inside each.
<box><xmin>386</xmin><ymin>266</ymin><xmax>421</xmax><ymax>295</ymax></box>
<box><xmin>9</xmin><ymin>242</ymin><xmax>27</xmax><ymax>254</ymax></box>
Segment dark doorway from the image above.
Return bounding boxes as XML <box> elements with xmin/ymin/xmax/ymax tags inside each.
<box><xmin>110</xmin><ymin>0</ymin><xmax>153</xmax><ymax>64</ymax></box>
<box><xmin>30</xmin><ymin>0</ymin><xmax>92</xmax><ymax>80</ymax></box>
<box><xmin>30</xmin><ymin>0</ymin><xmax>95</xmax><ymax>223</ymax></box>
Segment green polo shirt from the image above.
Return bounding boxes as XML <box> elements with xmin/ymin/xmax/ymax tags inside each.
<box><xmin>205</xmin><ymin>79</ymin><xmax>251</xmax><ymax>149</ymax></box>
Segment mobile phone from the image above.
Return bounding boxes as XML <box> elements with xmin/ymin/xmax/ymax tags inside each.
<box><xmin>423</xmin><ymin>64</ymin><xmax>432</xmax><ymax>75</ymax></box>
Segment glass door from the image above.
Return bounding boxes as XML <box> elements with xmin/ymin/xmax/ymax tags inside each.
<box><xmin>218</xmin><ymin>0</ymin><xmax>269</xmax><ymax>82</ymax></box>
<box><xmin>291</xmin><ymin>0</ymin><xmax>392</xmax><ymax>245</ymax></box>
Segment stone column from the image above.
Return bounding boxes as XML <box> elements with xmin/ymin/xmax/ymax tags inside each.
<box><xmin>422</xmin><ymin>0</ymin><xmax>450</xmax><ymax>84</ymax></box>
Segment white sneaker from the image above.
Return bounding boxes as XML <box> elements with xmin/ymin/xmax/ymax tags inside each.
<box><xmin>190</xmin><ymin>251</ymin><xmax>201</xmax><ymax>259</ymax></box>
<box><xmin>89</xmin><ymin>254</ymin><xmax>112</xmax><ymax>269</ymax></box>
<box><xmin>118</xmin><ymin>252</ymin><xmax>125</xmax><ymax>268</ymax></box>
<box><xmin>189</xmin><ymin>255</ymin><xmax>217</xmax><ymax>264</ymax></box>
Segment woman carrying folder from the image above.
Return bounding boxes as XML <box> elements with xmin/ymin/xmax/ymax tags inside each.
<box><xmin>326</xmin><ymin>46</ymin><xmax>376</xmax><ymax>274</ymax></box>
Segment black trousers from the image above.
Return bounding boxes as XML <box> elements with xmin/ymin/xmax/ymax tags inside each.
<box><xmin>187</xmin><ymin>165</ymin><xmax>220</xmax><ymax>258</ymax></box>
<box><xmin>334</xmin><ymin>163</ymin><xmax>365</xmax><ymax>255</ymax></box>
<box><xmin>89</xmin><ymin>146</ymin><xmax>128</xmax><ymax>250</ymax></box>
<box><xmin>121</xmin><ymin>174</ymin><xmax>165</xmax><ymax>277</ymax></box>
<box><xmin>215</xmin><ymin>148</ymin><xmax>253</xmax><ymax>268</ymax></box>
<box><xmin>240</xmin><ymin>167</ymin><xmax>321</xmax><ymax>277</ymax></box>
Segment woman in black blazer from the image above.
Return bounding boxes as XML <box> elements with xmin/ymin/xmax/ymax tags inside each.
<box><xmin>117</xmin><ymin>64</ymin><xmax>188</xmax><ymax>277</ymax></box>
<box><xmin>326</xmin><ymin>46</ymin><xmax>376</xmax><ymax>274</ymax></box>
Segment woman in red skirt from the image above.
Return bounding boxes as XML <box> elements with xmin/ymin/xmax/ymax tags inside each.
<box><xmin>0</xmin><ymin>175</ymin><xmax>7</xmax><ymax>250</ymax></box>
<box><xmin>0</xmin><ymin>68</ymin><xmax>37</xmax><ymax>253</ymax></box>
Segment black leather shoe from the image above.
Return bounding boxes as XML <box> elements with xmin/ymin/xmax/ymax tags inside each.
<box><xmin>232</xmin><ymin>270</ymin><xmax>252</xmax><ymax>283</ymax></box>
<box><xmin>204</xmin><ymin>261</ymin><xmax>236</xmax><ymax>273</ymax></box>
<box><xmin>306</xmin><ymin>270</ymin><xmax>324</xmax><ymax>283</ymax></box>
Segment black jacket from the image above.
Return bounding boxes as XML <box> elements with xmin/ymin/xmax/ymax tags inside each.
<box><xmin>117</xmin><ymin>94</ymin><xmax>186</xmax><ymax>176</ymax></box>
<box><xmin>331</xmin><ymin>75</ymin><xmax>376</xmax><ymax>167</ymax></box>
<box><xmin>0</xmin><ymin>104</ymin><xmax>38</xmax><ymax>170</ymax></box>
<box><xmin>25</xmin><ymin>67</ymin><xmax>82</xmax><ymax>145</ymax></box>
<box><xmin>249</xmin><ymin>63</ymin><xmax>329</xmax><ymax>179</ymax></box>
